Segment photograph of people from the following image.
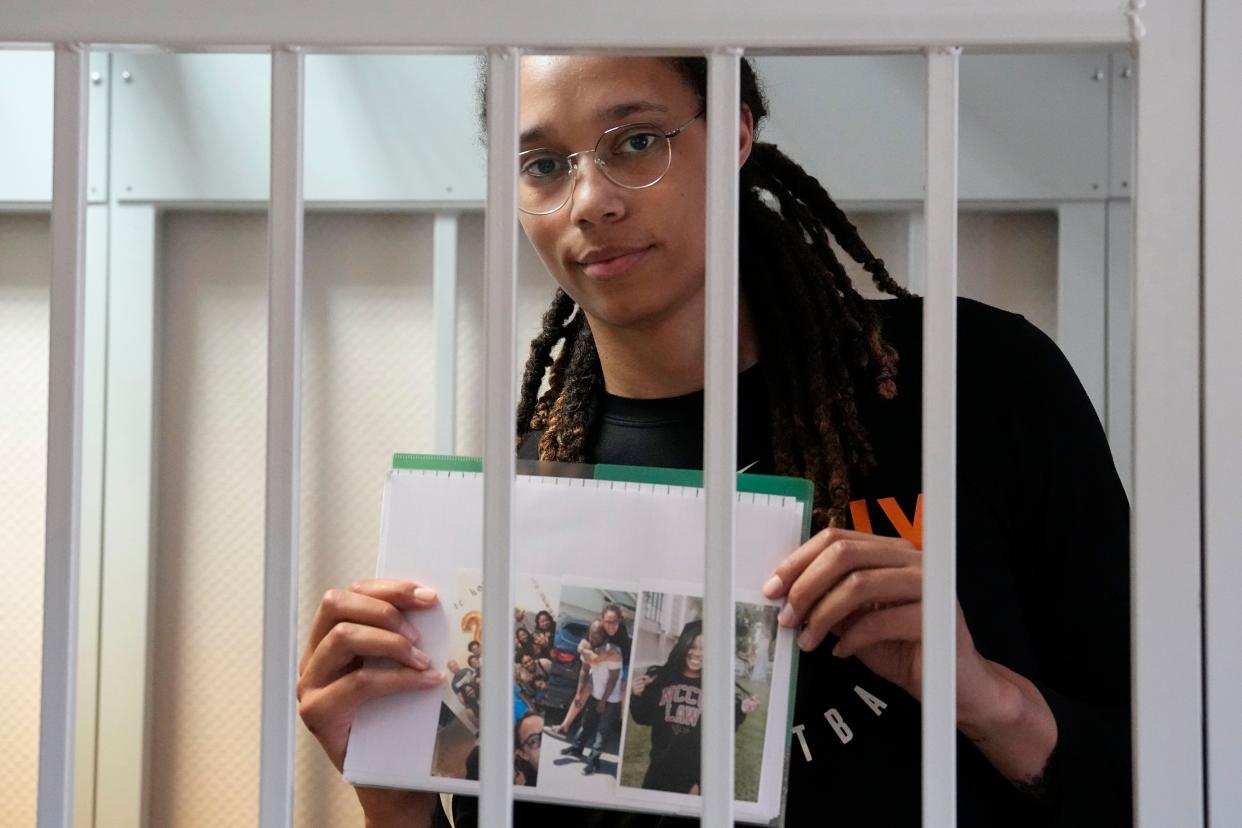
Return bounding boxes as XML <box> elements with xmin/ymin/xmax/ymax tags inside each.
<box><xmin>537</xmin><ymin>587</ymin><xmax>636</xmax><ymax>789</ymax></box>
<box><xmin>297</xmin><ymin>53</ymin><xmax>1132</xmax><ymax>827</ymax></box>
<box><xmin>429</xmin><ymin>575</ymin><xmax>558</xmax><ymax>783</ymax></box>
<box><xmin>620</xmin><ymin>593</ymin><xmax>774</xmax><ymax>799</ymax></box>
<box><xmin>558</xmin><ymin>619</ymin><xmax>624</xmax><ymax>775</ymax></box>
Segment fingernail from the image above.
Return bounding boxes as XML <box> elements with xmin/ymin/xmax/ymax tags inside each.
<box><xmin>411</xmin><ymin>647</ymin><xmax>431</xmax><ymax>669</ymax></box>
<box><xmin>424</xmin><ymin>669</ymin><xmax>443</xmax><ymax>683</ymax></box>
<box><xmin>762</xmin><ymin>575</ymin><xmax>783</xmax><ymax>599</ymax></box>
<box><xmin>797</xmin><ymin>630</ymin><xmax>813</xmax><ymax>651</ymax></box>
<box><xmin>778</xmin><ymin>604</ymin><xmax>796</xmax><ymax>627</ymax></box>
<box><xmin>401</xmin><ymin>622</ymin><xmax>420</xmax><ymax>643</ymax></box>
<box><xmin>413</xmin><ymin>586</ymin><xmax>437</xmax><ymax>603</ymax></box>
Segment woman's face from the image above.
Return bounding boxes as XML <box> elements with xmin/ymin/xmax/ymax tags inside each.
<box><xmin>684</xmin><ymin>634</ymin><xmax>704</xmax><ymax>676</ymax></box>
<box><xmin>601</xmin><ymin>609</ymin><xmax>621</xmax><ymax>638</ymax></box>
<box><xmin>516</xmin><ymin>627</ymin><xmax>530</xmax><ymax>644</ymax></box>
<box><xmin>537</xmin><ymin>613</ymin><xmax>554</xmax><ymax>632</ymax></box>
<box><xmin>517</xmin><ymin>56</ymin><xmax>751</xmax><ymax>334</ymax></box>
<box><xmin>517</xmin><ymin>715</ymin><xmax>544</xmax><ymax>766</ymax></box>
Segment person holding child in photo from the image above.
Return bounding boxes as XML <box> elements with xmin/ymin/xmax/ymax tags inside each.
<box><xmin>561</xmin><ymin>619</ymin><xmax>625</xmax><ymax>775</ymax></box>
<box><xmin>628</xmin><ymin>620</ymin><xmax>758</xmax><ymax>795</ymax></box>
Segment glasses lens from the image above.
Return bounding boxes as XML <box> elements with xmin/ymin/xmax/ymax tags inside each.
<box><xmin>597</xmin><ymin>125</ymin><xmax>671</xmax><ymax>188</ymax></box>
<box><xmin>518</xmin><ymin>151</ymin><xmax>572</xmax><ymax>214</ymax></box>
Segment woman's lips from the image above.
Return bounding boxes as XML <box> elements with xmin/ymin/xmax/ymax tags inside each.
<box><xmin>580</xmin><ymin>246</ymin><xmax>650</xmax><ymax>279</ymax></box>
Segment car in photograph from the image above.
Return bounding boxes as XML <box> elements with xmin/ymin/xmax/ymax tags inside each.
<box><xmin>542</xmin><ymin>616</ymin><xmax>589</xmax><ymax>722</ymax></box>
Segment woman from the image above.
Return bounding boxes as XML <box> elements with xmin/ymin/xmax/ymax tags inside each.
<box><xmin>534</xmin><ymin>609</ymin><xmax>557</xmax><ymax>639</ymax></box>
<box><xmin>513</xmin><ymin>626</ymin><xmax>535</xmax><ymax>659</ymax></box>
<box><xmin>296</xmin><ymin>54</ymin><xmax>1131</xmax><ymax>826</ymax></box>
<box><xmin>628</xmin><ymin>620</ymin><xmax>759</xmax><ymax>794</ymax></box>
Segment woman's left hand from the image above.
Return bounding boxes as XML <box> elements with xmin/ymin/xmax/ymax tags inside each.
<box><xmin>762</xmin><ymin>527</ymin><xmax>1000</xmax><ymax>721</ymax></box>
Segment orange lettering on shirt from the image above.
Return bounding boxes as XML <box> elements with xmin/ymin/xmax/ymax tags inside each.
<box><xmin>877</xmin><ymin>495</ymin><xmax>923</xmax><ymax>549</ymax></box>
<box><xmin>849</xmin><ymin>499</ymin><xmax>873</xmax><ymax>534</ymax></box>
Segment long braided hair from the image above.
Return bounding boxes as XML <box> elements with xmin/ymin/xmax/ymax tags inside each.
<box><xmin>506</xmin><ymin>58</ymin><xmax>912</xmax><ymax>531</ymax></box>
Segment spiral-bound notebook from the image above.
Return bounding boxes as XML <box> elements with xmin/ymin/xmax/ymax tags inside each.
<box><xmin>343</xmin><ymin>454</ymin><xmax>812</xmax><ymax>824</ymax></box>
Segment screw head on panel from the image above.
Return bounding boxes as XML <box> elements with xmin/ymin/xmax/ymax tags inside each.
<box><xmin>1092</xmin><ymin>69</ymin><xmax>1105</xmax><ymax>82</ymax></box>
<box><xmin>91</xmin><ymin>72</ymin><xmax>102</xmax><ymax>85</ymax></box>
<box><xmin>122</xmin><ymin>71</ymin><xmax>133</xmax><ymax>83</ymax></box>
<box><xmin>1122</xmin><ymin>67</ymin><xmax>1134</xmax><ymax>79</ymax></box>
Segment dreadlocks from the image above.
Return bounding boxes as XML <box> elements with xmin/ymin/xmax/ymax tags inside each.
<box><xmin>509</xmin><ymin>58</ymin><xmax>910</xmax><ymax>531</ymax></box>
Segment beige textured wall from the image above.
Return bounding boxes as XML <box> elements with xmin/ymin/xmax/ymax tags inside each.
<box><xmin>846</xmin><ymin>210</ymin><xmax>1058</xmax><ymax>337</ymax></box>
<box><xmin>0</xmin><ymin>214</ymin><xmax>50</xmax><ymax>828</ymax></box>
<box><xmin>148</xmin><ymin>212</ymin><xmax>268</xmax><ymax>826</ymax></box>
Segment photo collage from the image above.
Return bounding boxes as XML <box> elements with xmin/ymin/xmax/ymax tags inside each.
<box><xmin>429</xmin><ymin>572</ymin><xmax>781</xmax><ymax>805</ymax></box>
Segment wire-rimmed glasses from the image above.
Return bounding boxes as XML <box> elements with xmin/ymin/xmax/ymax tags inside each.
<box><xmin>517</xmin><ymin>110</ymin><xmax>704</xmax><ymax>215</ymax></box>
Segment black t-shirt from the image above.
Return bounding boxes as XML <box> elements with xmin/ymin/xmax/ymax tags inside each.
<box><xmin>443</xmin><ymin>296</ymin><xmax>1132</xmax><ymax>827</ymax></box>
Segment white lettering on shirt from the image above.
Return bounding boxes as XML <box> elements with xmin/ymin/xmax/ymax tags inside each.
<box><xmin>791</xmin><ymin>724</ymin><xmax>813</xmax><ymax>762</ymax></box>
<box><xmin>824</xmin><ymin>708</ymin><xmax>853</xmax><ymax>744</ymax></box>
<box><xmin>854</xmin><ymin>685</ymin><xmax>888</xmax><ymax>717</ymax></box>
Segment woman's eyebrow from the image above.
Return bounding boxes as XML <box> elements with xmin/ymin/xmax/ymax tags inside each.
<box><xmin>519</xmin><ymin>100</ymin><xmax>672</xmax><ymax>148</ymax></box>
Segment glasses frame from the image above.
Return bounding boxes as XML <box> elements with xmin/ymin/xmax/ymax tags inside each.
<box><xmin>517</xmin><ymin>109</ymin><xmax>705</xmax><ymax>215</ymax></box>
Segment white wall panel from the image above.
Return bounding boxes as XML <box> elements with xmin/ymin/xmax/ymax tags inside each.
<box><xmin>756</xmin><ymin>53</ymin><xmax>1112</xmax><ymax>203</ymax></box>
<box><xmin>0</xmin><ymin>51</ymin><xmax>109</xmax><ymax>204</ymax></box>
<box><xmin>110</xmin><ymin>53</ymin><xmax>484</xmax><ymax>205</ymax></box>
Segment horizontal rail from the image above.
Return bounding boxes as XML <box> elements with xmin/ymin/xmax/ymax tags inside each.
<box><xmin>3</xmin><ymin>0</ymin><xmax>1132</xmax><ymax>49</ymax></box>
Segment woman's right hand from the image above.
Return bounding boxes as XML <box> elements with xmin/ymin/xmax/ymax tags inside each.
<box><xmin>631</xmin><ymin>673</ymin><xmax>652</xmax><ymax>697</ymax></box>
<box><xmin>298</xmin><ymin>579</ymin><xmax>444</xmax><ymax>826</ymax></box>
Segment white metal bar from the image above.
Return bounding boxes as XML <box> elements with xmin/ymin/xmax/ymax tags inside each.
<box><xmin>1</xmin><ymin>0</ymin><xmax>1132</xmax><ymax>50</ymax></box>
<box><xmin>73</xmin><ymin>203</ymin><xmax>109</xmax><ymax>828</ymax></box>
<box><xmin>1203</xmin><ymin>0</ymin><xmax>1241</xmax><ymax>822</ymax></box>
<box><xmin>37</xmin><ymin>42</ymin><xmax>89</xmax><ymax>828</ymax></box>
<box><xmin>1131</xmin><ymin>1</ymin><xmax>1204</xmax><ymax>825</ymax></box>
<box><xmin>701</xmin><ymin>47</ymin><xmax>741</xmax><ymax>826</ymax></box>
<box><xmin>433</xmin><ymin>211</ymin><xmax>459</xmax><ymax>454</ymax></box>
<box><xmin>1056</xmin><ymin>202</ymin><xmax>1108</xmax><ymax>422</ymax></box>
<box><xmin>921</xmin><ymin>45</ymin><xmax>959</xmax><ymax>828</ymax></box>
<box><xmin>94</xmin><ymin>204</ymin><xmax>157</xmax><ymax>828</ymax></box>
<box><xmin>479</xmin><ymin>46</ymin><xmax>519</xmax><ymax>828</ymax></box>
<box><xmin>259</xmin><ymin>46</ymin><xmax>304</xmax><ymax>828</ymax></box>
<box><xmin>1104</xmin><ymin>200</ymin><xmax>1134</xmax><ymax>498</ymax></box>
<box><xmin>905</xmin><ymin>208</ymin><xmax>927</xmax><ymax>295</ymax></box>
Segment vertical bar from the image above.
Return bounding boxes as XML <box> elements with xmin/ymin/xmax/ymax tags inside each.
<box><xmin>95</xmin><ymin>204</ymin><xmax>158</xmax><ymax>828</ymax></box>
<box><xmin>479</xmin><ymin>47</ymin><xmax>519</xmax><ymax>828</ymax></box>
<box><xmin>1105</xmin><ymin>201</ymin><xmax>1134</xmax><ymax>498</ymax></box>
<box><xmin>74</xmin><ymin>203</ymin><xmax>110</xmax><ymax>828</ymax></box>
<box><xmin>922</xmin><ymin>45</ymin><xmax>959</xmax><ymax>828</ymax></box>
<box><xmin>1131</xmin><ymin>2</ymin><xmax>1204</xmax><ymax>824</ymax></box>
<box><xmin>1204</xmin><ymin>0</ymin><xmax>1242</xmax><ymax>821</ymax></box>
<box><xmin>259</xmin><ymin>46</ymin><xmax>304</xmax><ymax>828</ymax></box>
<box><xmin>433</xmin><ymin>211</ymin><xmax>459</xmax><ymax>454</ymax></box>
<box><xmin>1055</xmin><ymin>203</ymin><xmax>1108</xmax><ymax>422</ymax></box>
<box><xmin>701</xmin><ymin>47</ymin><xmax>741</xmax><ymax>827</ymax></box>
<box><xmin>37</xmin><ymin>42</ymin><xmax>89</xmax><ymax>828</ymax></box>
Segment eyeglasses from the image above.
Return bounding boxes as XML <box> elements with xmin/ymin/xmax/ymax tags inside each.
<box><xmin>519</xmin><ymin>731</ymin><xmax>542</xmax><ymax>752</ymax></box>
<box><xmin>517</xmin><ymin>110</ymin><xmax>704</xmax><ymax>215</ymax></box>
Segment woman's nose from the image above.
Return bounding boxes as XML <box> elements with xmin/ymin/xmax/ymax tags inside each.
<box><xmin>568</xmin><ymin>155</ymin><xmax>626</xmax><ymax>226</ymax></box>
